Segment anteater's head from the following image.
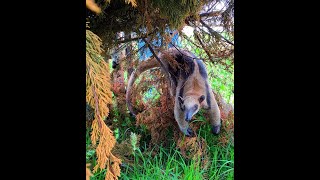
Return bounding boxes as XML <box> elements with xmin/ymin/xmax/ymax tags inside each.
<box><xmin>178</xmin><ymin>94</ymin><xmax>205</xmax><ymax>122</ymax></box>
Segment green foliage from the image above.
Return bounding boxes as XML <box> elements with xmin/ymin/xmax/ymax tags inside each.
<box><xmin>143</xmin><ymin>86</ymin><xmax>161</xmax><ymax>103</ymax></box>
<box><xmin>150</xmin><ymin>0</ymin><xmax>202</xmax><ymax>29</ymax></box>
<box><xmin>207</xmin><ymin>61</ymin><xmax>234</xmax><ymax>104</ymax></box>
<box><xmin>130</xmin><ymin>132</ymin><xmax>139</xmax><ymax>153</ymax></box>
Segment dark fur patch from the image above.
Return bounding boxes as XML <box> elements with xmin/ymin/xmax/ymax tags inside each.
<box><xmin>167</xmin><ymin>67</ymin><xmax>178</xmax><ymax>87</ymax></box>
<box><xmin>196</xmin><ymin>59</ymin><xmax>208</xmax><ymax>79</ymax></box>
<box><xmin>168</xmin><ymin>53</ymin><xmax>195</xmax><ymax>81</ymax></box>
<box><xmin>179</xmin><ymin>86</ymin><xmax>185</xmax><ymax>111</ymax></box>
<box><xmin>112</xmin><ymin>61</ymin><xmax>118</xmax><ymax>69</ymax></box>
<box><xmin>177</xmin><ymin>54</ymin><xmax>195</xmax><ymax>79</ymax></box>
<box><xmin>211</xmin><ymin>124</ymin><xmax>221</xmax><ymax>135</ymax></box>
<box><xmin>166</xmin><ymin>57</ymin><xmax>178</xmax><ymax>87</ymax></box>
<box><xmin>186</xmin><ymin>127</ymin><xmax>194</xmax><ymax>137</ymax></box>
<box><xmin>205</xmin><ymin>82</ymin><xmax>211</xmax><ymax>108</ymax></box>
<box><xmin>199</xmin><ymin>95</ymin><xmax>205</xmax><ymax>103</ymax></box>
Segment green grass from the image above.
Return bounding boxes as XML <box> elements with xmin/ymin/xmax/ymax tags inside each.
<box><xmin>87</xmin><ymin>119</ymin><xmax>234</xmax><ymax>180</ymax></box>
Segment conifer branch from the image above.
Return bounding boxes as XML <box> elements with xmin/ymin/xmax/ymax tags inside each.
<box><xmin>181</xmin><ymin>32</ymin><xmax>203</xmax><ymax>50</ymax></box>
<box><xmin>199</xmin><ymin>11</ymin><xmax>222</xmax><ymax>18</ymax></box>
<box><xmin>199</xmin><ymin>19</ymin><xmax>234</xmax><ymax>46</ymax></box>
<box><xmin>86</xmin><ymin>29</ymin><xmax>121</xmax><ymax>179</ymax></box>
<box><xmin>194</xmin><ymin>31</ymin><xmax>214</xmax><ymax>61</ymax></box>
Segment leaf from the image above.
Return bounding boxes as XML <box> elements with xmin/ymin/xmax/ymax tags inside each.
<box><xmin>86</xmin><ymin>0</ymin><xmax>101</xmax><ymax>14</ymax></box>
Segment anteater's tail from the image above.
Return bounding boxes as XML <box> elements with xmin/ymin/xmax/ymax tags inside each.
<box><xmin>126</xmin><ymin>57</ymin><xmax>160</xmax><ymax>116</ymax></box>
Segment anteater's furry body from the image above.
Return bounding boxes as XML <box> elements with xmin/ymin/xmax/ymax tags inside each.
<box><xmin>126</xmin><ymin>48</ymin><xmax>221</xmax><ymax>136</ymax></box>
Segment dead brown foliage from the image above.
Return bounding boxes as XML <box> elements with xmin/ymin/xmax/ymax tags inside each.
<box><xmin>86</xmin><ymin>29</ymin><xmax>121</xmax><ymax>180</ymax></box>
<box><xmin>135</xmin><ymin>72</ymin><xmax>178</xmax><ymax>146</ymax></box>
<box><xmin>108</xmin><ymin>57</ymin><xmax>132</xmax><ymax>129</ymax></box>
<box><xmin>112</xmin><ymin>133</ymin><xmax>141</xmax><ymax>165</ymax></box>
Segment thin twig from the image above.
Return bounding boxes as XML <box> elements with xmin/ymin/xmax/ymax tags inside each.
<box><xmin>126</xmin><ymin>44</ymin><xmax>147</xmax><ymax>59</ymax></box>
<box><xmin>142</xmin><ymin>38</ymin><xmax>169</xmax><ymax>76</ymax></box>
<box><xmin>115</xmin><ymin>36</ymin><xmax>145</xmax><ymax>44</ymax></box>
<box><xmin>199</xmin><ymin>11</ymin><xmax>222</xmax><ymax>18</ymax></box>
<box><xmin>199</xmin><ymin>19</ymin><xmax>234</xmax><ymax>46</ymax></box>
<box><xmin>194</xmin><ymin>31</ymin><xmax>214</xmax><ymax>61</ymax></box>
<box><xmin>181</xmin><ymin>33</ymin><xmax>203</xmax><ymax>50</ymax></box>
<box><xmin>115</xmin><ymin>30</ymin><xmax>156</xmax><ymax>44</ymax></box>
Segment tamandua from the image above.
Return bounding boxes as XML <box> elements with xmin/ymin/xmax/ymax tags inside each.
<box><xmin>126</xmin><ymin>47</ymin><xmax>221</xmax><ymax>136</ymax></box>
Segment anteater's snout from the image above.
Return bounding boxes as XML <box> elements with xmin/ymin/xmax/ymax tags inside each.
<box><xmin>185</xmin><ymin>111</ymin><xmax>193</xmax><ymax>122</ymax></box>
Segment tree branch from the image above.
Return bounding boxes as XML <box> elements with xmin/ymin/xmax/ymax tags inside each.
<box><xmin>194</xmin><ymin>31</ymin><xmax>214</xmax><ymax>62</ymax></box>
<box><xmin>115</xmin><ymin>36</ymin><xmax>144</xmax><ymax>44</ymax></box>
<box><xmin>142</xmin><ymin>38</ymin><xmax>170</xmax><ymax>79</ymax></box>
<box><xmin>115</xmin><ymin>30</ymin><xmax>156</xmax><ymax>44</ymax></box>
<box><xmin>199</xmin><ymin>19</ymin><xmax>234</xmax><ymax>46</ymax></box>
<box><xmin>199</xmin><ymin>11</ymin><xmax>222</xmax><ymax>18</ymax></box>
<box><xmin>181</xmin><ymin>32</ymin><xmax>202</xmax><ymax>50</ymax></box>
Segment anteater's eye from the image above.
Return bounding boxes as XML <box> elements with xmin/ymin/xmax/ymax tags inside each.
<box><xmin>199</xmin><ymin>95</ymin><xmax>205</xmax><ymax>103</ymax></box>
<box><xmin>194</xmin><ymin>104</ymin><xmax>198</xmax><ymax>110</ymax></box>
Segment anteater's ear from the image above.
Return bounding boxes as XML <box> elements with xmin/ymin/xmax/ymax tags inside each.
<box><xmin>199</xmin><ymin>95</ymin><xmax>205</xmax><ymax>103</ymax></box>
